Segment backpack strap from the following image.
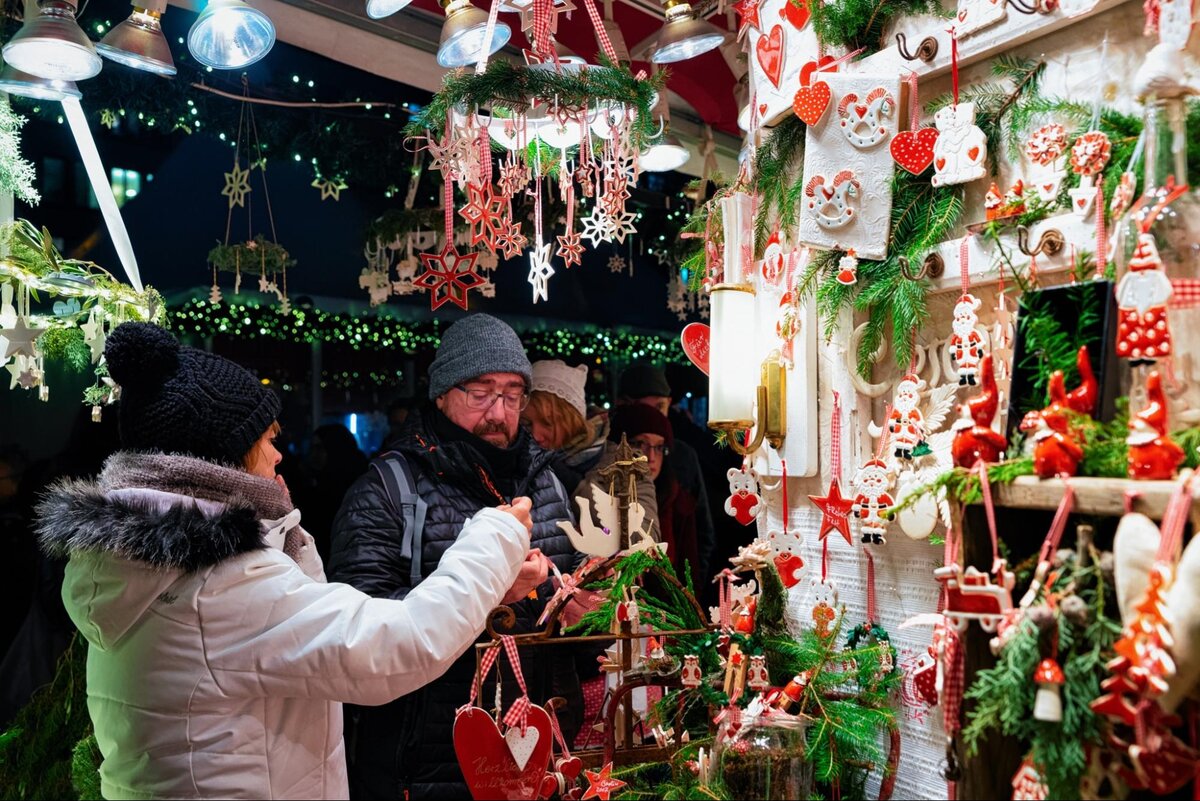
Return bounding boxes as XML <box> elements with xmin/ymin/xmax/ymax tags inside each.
<box><xmin>370</xmin><ymin>452</ymin><xmax>428</xmax><ymax>587</ymax></box>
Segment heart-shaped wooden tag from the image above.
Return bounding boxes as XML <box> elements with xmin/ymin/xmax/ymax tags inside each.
<box><xmin>782</xmin><ymin>0</ymin><xmax>810</xmax><ymax>29</ymax></box>
<box><xmin>793</xmin><ymin>80</ymin><xmax>832</xmax><ymax>125</ymax></box>
<box><xmin>454</xmin><ymin>706</ymin><xmax>553</xmax><ymax>800</ymax></box>
<box><xmin>506</xmin><ymin>725</ymin><xmax>540</xmax><ymax>770</ymax></box>
<box><xmin>773</xmin><ymin>551</ymin><xmax>805</xmax><ymax>588</ymax></box>
<box><xmin>756</xmin><ymin>24</ymin><xmax>785</xmax><ymax>88</ymax></box>
<box><xmin>681</xmin><ymin>322</ymin><xmax>710</xmax><ymax>376</ymax></box>
<box><xmin>890</xmin><ymin>127</ymin><xmax>939</xmax><ymax>175</ymax></box>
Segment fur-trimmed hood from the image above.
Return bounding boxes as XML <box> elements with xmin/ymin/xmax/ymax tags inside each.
<box><xmin>38</xmin><ymin>481</ymin><xmax>270</xmax><ymax>651</ymax></box>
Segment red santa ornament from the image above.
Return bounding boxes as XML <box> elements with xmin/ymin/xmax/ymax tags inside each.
<box><xmin>887</xmin><ymin>374</ymin><xmax>928</xmax><ymax>459</ymax></box>
<box><xmin>952</xmin><ymin>355</ymin><xmax>1008</xmax><ymax>468</ymax></box>
<box><xmin>836</xmin><ymin>249</ymin><xmax>858</xmax><ymax>285</ymax></box>
<box><xmin>950</xmin><ymin>294</ymin><xmax>986</xmax><ymax>386</ymax></box>
<box><xmin>1116</xmin><ymin>233</ymin><xmax>1173</xmax><ymax>364</ymax></box>
<box><xmin>1127</xmin><ymin>371</ymin><xmax>1185</xmax><ymax>480</ymax></box>
<box><xmin>852</xmin><ymin>458</ymin><xmax>895</xmax><ymax>545</ymax></box>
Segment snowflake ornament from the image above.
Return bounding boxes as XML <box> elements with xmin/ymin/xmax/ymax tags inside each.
<box><xmin>608</xmin><ymin>254</ymin><xmax>627</xmax><ymax>274</ymax></box>
<box><xmin>528</xmin><ymin>242</ymin><xmax>555</xmax><ymax>303</ymax></box>
<box><xmin>557</xmin><ymin>230</ymin><xmax>584</xmax><ymax>268</ymax></box>
<box><xmin>413</xmin><ymin>244</ymin><xmax>487</xmax><ymax>310</ymax></box>
<box><xmin>581</xmin><ymin>206</ymin><xmax>612</xmax><ymax>247</ymax></box>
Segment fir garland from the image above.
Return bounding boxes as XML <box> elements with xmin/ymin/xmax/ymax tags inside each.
<box><xmin>808</xmin><ymin>0</ymin><xmax>946</xmax><ymax>54</ymax></box>
<box><xmin>963</xmin><ymin>550</ymin><xmax>1121</xmax><ymax>798</ymax></box>
<box><xmin>36</xmin><ymin>328</ymin><xmax>91</xmax><ymax>373</ymax></box>
<box><xmin>752</xmin><ymin>116</ymin><xmax>808</xmax><ymax>254</ymax></box>
<box><xmin>207</xmin><ymin>236</ymin><xmax>296</xmax><ymax>275</ymax></box>
<box><xmin>405</xmin><ymin>60</ymin><xmax>666</xmax><ymax>151</ymax></box>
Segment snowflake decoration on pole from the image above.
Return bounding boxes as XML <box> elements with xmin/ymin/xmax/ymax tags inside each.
<box><xmin>413</xmin><ymin>244</ymin><xmax>486</xmax><ymax>310</ymax></box>
<box><xmin>528</xmin><ymin>242</ymin><xmax>555</xmax><ymax>303</ymax></box>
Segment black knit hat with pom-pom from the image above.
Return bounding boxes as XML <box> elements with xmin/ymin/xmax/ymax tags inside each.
<box><xmin>103</xmin><ymin>322</ymin><xmax>281</xmax><ymax>465</ymax></box>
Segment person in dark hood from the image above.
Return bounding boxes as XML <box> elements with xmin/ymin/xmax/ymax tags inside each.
<box><xmin>301</xmin><ymin>423</ymin><xmax>368</xmax><ymax>563</ymax></box>
<box><xmin>329</xmin><ymin>313</ymin><xmax>581</xmax><ymax>800</ymax></box>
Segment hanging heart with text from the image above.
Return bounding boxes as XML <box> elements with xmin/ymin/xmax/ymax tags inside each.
<box><xmin>453</xmin><ymin>706</ymin><xmax>553</xmax><ymax>800</ymax></box>
<box><xmin>756</xmin><ymin>24</ymin><xmax>785</xmax><ymax>88</ymax></box>
<box><xmin>681</xmin><ymin>322</ymin><xmax>710</xmax><ymax>376</ymax></box>
<box><xmin>890</xmin><ymin>127</ymin><xmax>939</xmax><ymax>175</ymax></box>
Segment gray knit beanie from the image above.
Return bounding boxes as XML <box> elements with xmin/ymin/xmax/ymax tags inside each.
<box><xmin>428</xmin><ymin>314</ymin><xmax>532</xmax><ymax>400</ymax></box>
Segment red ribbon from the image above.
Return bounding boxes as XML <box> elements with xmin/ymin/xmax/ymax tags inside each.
<box><xmin>948</xmin><ymin>27</ymin><xmax>960</xmax><ymax>106</ymax></box>
<box><xmin>1094</xmin><ymin>183</ymin><xmax>1107</xmax><ymax>278</ymax></box>
<box><xmin>906</xmin><ymin>71</ymin><xmax>921</xmax><ymax>130</ymax></box>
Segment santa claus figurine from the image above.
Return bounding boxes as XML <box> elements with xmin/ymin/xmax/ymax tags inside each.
<box><xmin>1020</xmin><ymin>407</ymin><xmax>1084</xmax><ymax>479</ymax></box>
<box><xmin>1128</xmin><ymin>371</ymin><xmax>1186</xmax><ymax>480</ymax></box>
<box><xmin>952</xmin><ymin>355</ymin><xmax>1008</xmax><ymax>468</ymax></box>
<box><xmin>1116</xmin><ymin>232</ymin><xmax>1173</xmax><ymax>365</ymax></box>
<box><xmin>950</xmin><ymin>294</ymin><xmax>986</xmax><ymax>386</ymax></box>
<box><xmin>888</xmin><ymin>374</ymin><xmax>928</xmax><ymax>459</ymax></box>
<box><xmin>836</xmin><ymin>249</ymin><xmax>859</xmax><ymax>285</ymax></box>
<box><xmin>852</xmin><ymin>458</ymin><xmax>895</xmax><ymax>545</ymax></box>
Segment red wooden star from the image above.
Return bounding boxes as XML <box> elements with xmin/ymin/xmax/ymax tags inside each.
<box><xmin>557</xmin><ymin>230</ymin><xmax>584</xmax><ymax>268</ymax></box>
<box><xmin>413</xmin><ymin>244</ymin><xmax>486</xmax><ymax>311</ymax></box>
<box><xmin>734</xmin><ymin>0</ymin><xmax>761</xmax><ymax>40</ymax></box>
<box><xmin>496</xmin><ymin>219</ymin><xmax>529</xmax><ymax>260</ymax></box>
<box><xmin>581</xmin><ymin>762</ymin><xmax>626</xmax><ymax>801</ymax></box>
<box><xmin>809</xmin><ymin>478</ymin><xmax>854</xmax><ymax>545</ymax></box>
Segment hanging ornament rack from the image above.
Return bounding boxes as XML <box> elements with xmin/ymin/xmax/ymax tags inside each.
<box><xmin>207</xmin><ymin>77</ymin><xmax>294</xmax><ymax>314</ymax></box>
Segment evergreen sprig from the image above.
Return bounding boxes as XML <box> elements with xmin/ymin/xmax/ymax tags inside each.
<box><xmin>753</xmin><ymin>117</ymin><xmax>808</xmax><ymax>253</ymax></box>
<box><xmin>207</xmin><ymin>235</ymin><xmax>296</xmax><ymax>275</ymax></box>
<box><xmin>808</xmin><ymin>0</ymin><xmax>946</xmax><ymax>53</ymax></box>
<box><xmin>407</xmin><ymin>59</ymin><xmax>666</xmax><ymax>151</ymax></box>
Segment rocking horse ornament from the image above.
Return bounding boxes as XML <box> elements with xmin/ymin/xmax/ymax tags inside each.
<box><xmin>838</xmin><ymin>88</ymin><xmax>895</xmax><ymax>149</ymax></box>
<box><xmin>805</xmin><ymin>171</ymin><xmax>860</xmax><ymax>228</ymax></box>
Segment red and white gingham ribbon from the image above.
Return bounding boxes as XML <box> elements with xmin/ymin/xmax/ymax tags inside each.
<box><xmin>462</xmin><ymin>640</ymin><xmax>503</xmax><ymax>711</ymax></box>
<box><xmin>1094</xmin><ymin>183</ymin><xmax>1108</xmax><ymax>278</ymax></box>
<box><xmin>714</xmin><ymin>568</ymin><xmax>737</xmax><ymax>630</ymax></box>
<box><xmin>906</xmin><ymin>71</ymin><xmax>921</xmax><ymax>130</ymax></box>
<box><xmin>976</xmin><ymin>463</ymin><xmax>1002</xmax><ymax>574</ymax></box>
<box><xmin>1170</xmin><ymin>279</ymin><xmax>1200</xmax><ymax>308</ymax></box>
<box><xmin>499</xmin><ymin>635</ymin><xmax>533</xmax><ymax>733</ymax></box>
<box><xmin>959</xmin><ymin>232</ymin><xmax>972</xmax><ymax>293</ymax></box>
<box><xmin>582</xmin><ymin>0</ymin><xmax>619</xmax><ymax>63</ymax></box>
<box><xmin>532</xmin><ymin>0</ymin><xmax>554</xmax><ymax>59</ymax></box>
<box><xmin>538</xmin><ymin>571</ymin><xmax>581</xmax><ymax>625</ymax></box>
<box><xmin>865</xmin><ymin>549</ymin><xmax>877</xmax><ymax>625</ymax></box>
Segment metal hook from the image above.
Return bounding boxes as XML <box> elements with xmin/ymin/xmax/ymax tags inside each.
<box><xmin>895</xmin><ymin>32</ymin><xmax>939</xmax><ymax>63</ymax></box>
<box><xmin>649</xmin><ymin>114</ymin><xmax>666</xmax><ymax>140</ymax></box>
<box><xmin>1008</xmin><ymin>0</ymin><xmax>1054</xmax><ymax>14</ymax></box>
<box><xmin>898</xmin><ymin>252</ymin><xmax>945</xmax><ymax>281</ymax></box>
<box><xmin>1016</xmin><ymin>226</ymin><xmax>1065</xmax><ymax>258</ymax></box>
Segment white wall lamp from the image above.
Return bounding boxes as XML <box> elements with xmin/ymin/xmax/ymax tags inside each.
<box><xmin>187</xmin><ymin>0</ymin><xmax>276</xmax><ymax>70</ymax></box>
<box><xmin>707</xmin><ymin>193</ymin><xmax>786</xmax><ymax>456</ymax></box>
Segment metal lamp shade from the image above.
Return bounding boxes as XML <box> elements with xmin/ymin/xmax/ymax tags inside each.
<box><xmin>187</xmin><ymin>0</ymin><xmax>275</xmax><ymax>70</ymax></box>
<box><xmin>651</xmin><ymin>6</ymin><xmax>724</xmax><ymax>64</ymax></box>
<box><xmin>97</xmin><ymin>5</ymin><xmax>176</xmax><ymax>76</ymax></box>
<box><xmin>437</xmin><ymin>1</ymin><xmax>510</xmax><ymax>68</ymax></box>
<box><xmin>2</xmin><ymin>0</ymin><xmax>102</xmax><ymax>82</ymax></box>
<box><xmin>0</xmin><ymin>62</ymin><xmax>81</xmax><ymax>99</ymax></box>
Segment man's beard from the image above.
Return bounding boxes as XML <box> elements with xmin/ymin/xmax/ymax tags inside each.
<box><xmin>474</xmin><ymin>421</ymin><xmax>512</xmax><ymax>447</ymax></box>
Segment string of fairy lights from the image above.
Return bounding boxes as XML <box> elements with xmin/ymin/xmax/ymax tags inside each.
<box><xmin>170</xmin><ymin>298</ymin><xmax>685</xmax><ymax>370</ymax></box>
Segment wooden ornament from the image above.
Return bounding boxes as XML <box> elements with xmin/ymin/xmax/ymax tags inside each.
<box><xmin>931</xmin><ymin>102</ymin><xmax>987</xmax><ymax>187</ymax></box>
<box><xmin>793</xmin><ymin>80</ymin><xmax>832</xmax><ymax>125</ymax></box>
<box><xmin>453</xmin><ymin>706</ymin><xmax>553</xmax><ymax>800</ymax></box>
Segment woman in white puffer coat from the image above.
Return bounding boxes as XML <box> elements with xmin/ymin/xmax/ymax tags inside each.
<box><xmin>36</xmin><ymin>323</ymin><xmax>538</xmax><ymax>801</ymax></box>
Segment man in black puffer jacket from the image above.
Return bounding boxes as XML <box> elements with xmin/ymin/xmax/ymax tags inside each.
<box><xmin>329</xmin><ymin>314</ymin><xmax>581</xmax><ymax>800</ymax></box>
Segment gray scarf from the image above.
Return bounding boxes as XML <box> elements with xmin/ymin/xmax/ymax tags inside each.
<box><xmin>99</xmin><ymin>451</ymin><xmax>304</xmax><ymax>559</ymax></box>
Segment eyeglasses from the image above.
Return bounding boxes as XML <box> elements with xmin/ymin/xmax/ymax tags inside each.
<box><xmin>455</xmin><ymin>384</ymin><xmax>529</xmax><ymax>412</ymax></box>
<box><xmin>630</xmin><ymin>439</ymin><xmax>669</xmax><ymax>457</ymax></box>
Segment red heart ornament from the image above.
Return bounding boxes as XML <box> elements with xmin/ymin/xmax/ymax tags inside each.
<box><xmin>890</xmin><ymin>127</ymin><xmax>939</xmax><ymax>175</ymax></box>
<box><xmin>793</xmin><ymin>80</ymin><xmax>831</xmax><ymax>125</ymax></box>
<box><xmin>967</xmin><ymin>146</ymin><xmax>980</xmax><ymax>161</ymax></box>
<box><xmin>539</xmin><ymin>773</ymin><xmax>560</xmax><ymax>800</ymax></box>
<box><xmin>773</xmin><ymin>551</ymin><xmax>804</xmax><ymax>588</ymax></box>
<box><xmin>1077</xmin><ymin>197</ymin><xmax>1088</xmax><ymax>208</ymax></box>
<box><xmin>935</xmin><ymin>157</ymin><xmax>946</xmax><ymax>170</ymax></box>
<box><xmin>958</xmin><ymin>8</ymin><xmax>967</xmax><ymax>20</ymax></box>
<box><xmin>756</xmin><ymin>24</ymin><xmax>785</xmax><ymax>89</ymax></box>
<box><xmin>798</xmin><ymin>55</ymin><xmax>837</xmax><ymax>87</ymax></box>
<box><xmin>555</xmin><ymin>757</ymin><xmax>583</xmax><ymax>783</ymax></box>
<box><xmin>454</xmin><ymin>706</ymin><xmax>553</xmax><ymax>800</ymax></box>
<box><xmin>782</xmin><ymin>0</ymin><xmax>809</xmax><ymax>28</ymax></box>
<box><xmin>681</xmin><ymin>323</ymin><xmax>710</xmax><ymax>376</ymax></box>
<box><xmin>758</xmin><ymin>102</ymin><xmax>768</xmax><ymax>118</ymax></box>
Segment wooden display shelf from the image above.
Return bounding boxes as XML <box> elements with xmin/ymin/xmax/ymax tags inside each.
<box><xmin>967</xmin><ymin>474</ymin><xmax>1200</xmax><ymax>527</ymax></box>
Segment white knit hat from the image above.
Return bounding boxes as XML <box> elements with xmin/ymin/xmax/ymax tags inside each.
<box><xmin>531</xmin><ymin>360</ymin><xmax>589</xmax><ymax>419</ymax></box>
